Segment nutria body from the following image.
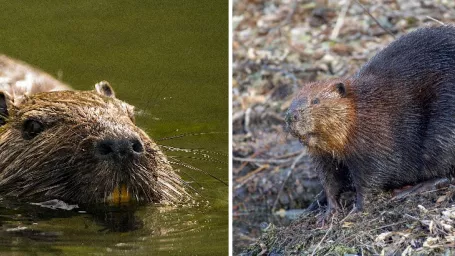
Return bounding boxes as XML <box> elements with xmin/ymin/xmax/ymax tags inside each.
<box><xmin>0</xmin><ymin>55</ymin><xmax>70</xmax><ymax>99</ymax></box>
<box><xmin>286</xmin><ymin>26</ymin><xmax>455</xmax><ymax>213</ymax></box>
<box><xmin>0</xmin><ymin>55</ymin><xmax>187</xmax><ymax>204</ymax></box>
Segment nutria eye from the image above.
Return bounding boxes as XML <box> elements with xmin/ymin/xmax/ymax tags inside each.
<box><xmin>312</xmin><ymin>98</ymin><xmax>320</xmax><ymax>105</ymax></box>
<box><xmin>22</xmin><ymin>119</ymin><xmax>45</xmax><ymax>140</ymax></box>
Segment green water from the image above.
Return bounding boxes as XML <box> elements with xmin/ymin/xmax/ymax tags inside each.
<box><xmin>0</xmin><ymin>1</ymin><xmax>228</xmax><ymax>255</ymax></box>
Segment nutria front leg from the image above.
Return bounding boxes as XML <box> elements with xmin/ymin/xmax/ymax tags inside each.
<box><xmin>318</xmin><ymin>190</ymin><xmax>341</xmax><ymax>226</ymax></box>
<box><xmin>304</xmin><ymin>190</ymin><xmax>338</xmax><ymax>226</ymax></box>
<box><xmin>322</xmin><ymin>184</ymin><xmax>342</xmax><ymax>215</ymax></box>
<box><xmin>312</xmin><ymin>155</ymin><xmax>353</xmax><ymax>218</ymax></box>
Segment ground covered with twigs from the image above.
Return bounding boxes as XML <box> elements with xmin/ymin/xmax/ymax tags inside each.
<box><xmin>245</xmin><ymin>187</ymin><xmax>455</xmax><ymax>255</ymax></box>
<box><xmin>233</xmin><ymin>0</ymin><xmax>455</xmax><ymax>254</ymax></box>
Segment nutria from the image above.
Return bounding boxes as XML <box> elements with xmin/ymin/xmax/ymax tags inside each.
<box><xmin>286</xmin><ymin>26</ymin><xmax>455</xmax><ymax>214</ymax></box>
<box><xmin>0</xmin><ymin>55</ymin><xmax>187</xmax><ymax>204</ymax></box>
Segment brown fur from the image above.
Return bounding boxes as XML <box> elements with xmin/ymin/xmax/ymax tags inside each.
<box><xmin>287</xmin><ymin>78</ymin><xmax>355</xmax><ymax>157</ymax></box>
<box><xmin>0</xmin><ymin>56</ymin><xmax>188</xmax><ymax>204</ymax></box>
<box><xmin>287</xmin><ymin>26</ymin><xmax>455</xmax><ymax>214</ymax></box>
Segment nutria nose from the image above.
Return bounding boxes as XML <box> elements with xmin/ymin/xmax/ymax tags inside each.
<box><xmin>95</xmin><ymin>138</ymin><xmax>144</xmax><ymax>160</ymax></box>
<box><xmin>285</xmin><ymin>110</ymin><xmax>300</xmax><ymax>124</ymax></box>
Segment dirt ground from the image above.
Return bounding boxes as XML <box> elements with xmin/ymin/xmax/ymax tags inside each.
<box><xmin>232</xmin><ymin>0</ymin><xmax>455</xmax><ymax>255</ymax></box>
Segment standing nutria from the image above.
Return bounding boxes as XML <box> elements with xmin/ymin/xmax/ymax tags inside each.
<box><xmin>286</xmin><ymin>26</ymin><xmax>455</xmax><ymax>215</ymax></box>
<box><xmin>0</xmin><ymin>55</ymin><xmax>188</xmax><ymax>204</ymax></box>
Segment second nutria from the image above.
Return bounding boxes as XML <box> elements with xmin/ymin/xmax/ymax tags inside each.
<box><xmin>0</xmin><ymin>55</ymin><xmax>187</xmax><ymax>205</ymax></box>
<box><xmin>0</xmin><ymin>55</ymin><xmax>70</xmax><ymax>99</ymax></box>
<box><xmin>286</xmin><ymin>26</ymin><xmax>455</xmax><ymax>214</ymax></box>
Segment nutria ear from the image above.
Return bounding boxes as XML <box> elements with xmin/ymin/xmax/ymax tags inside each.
<box><xmin>0</xmin><ymin>91</ymin><xmax>11</xmax><ymax>125</ymax></box>
<box><xmin>335</xmin><ymin>82</ymin><xmax>346</xmax><ymax>97</ymax></box>
<box><xmin>95</xmin><ymin>81</ymin><xmax>116</xmax><ymax>98</ymax></box>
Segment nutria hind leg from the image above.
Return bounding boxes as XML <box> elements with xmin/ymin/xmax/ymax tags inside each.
<box><xmin>392</xmin><ymin>177</ymin><xmax>451</xmax><ymax>200</ymax></box>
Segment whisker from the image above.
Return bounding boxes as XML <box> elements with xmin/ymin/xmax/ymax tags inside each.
<box><xmin>168</xmin><ymin>155</ymin><xmax>227</xmax><ymax>165</ymax></box>
<box><xmin>156</xmin><ymin>131</ymin><xmax>227</xmax><ymax>141</ymax></box>
<box><xmin>160</xmin><ymin>145</ymin><xmax>228</xmax><ymax>157</ymax></box>
<box><xmin>170</xmin><ymin>167</ymin><xmax>204</xmax><ymax>188</ymax></box>
<box><xmin>168</xmin><ymin>160</ymin><xmax>228</xmax><ymax>186</ymax></box>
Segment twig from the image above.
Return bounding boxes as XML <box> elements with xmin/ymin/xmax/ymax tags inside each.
<box><xmin>426</xmin><ymin>16</ymin><xmax>445</xmax><ymax>25</ymax></box>
<box><xmin>339</xmin><ymin>208</ymin><xmax>355</xmax><ymax>223</ymax></box>
<box><xmin>275</xmin><ymin>150</ymin><xmax>305</xmax><ymax>160</ymax></box>
<box><xmin>271</xmin><ymin>150</ymin><xmax>306</xmax><ymax>211</ymax></box>
<box><xmin>330</xmin><ymin>0</ymin><xmax>351</xmax><ymax>40</ymax></box>
<box><xmin>354</xmin><ymin>0</ymin><xmax>396</xmax><ymax>38</ymax></box>
<box><xmin>311</xmin><ymin>217</ymin><xmax>334</xmax><ymax>256</ymax></box>
<box><xmin>258</xmin><ymin>243</ymin><xmax>268</xmax><ymax>256</ymax></box>
<box><xmin>235</xmin><ymin>164</ymin><xmax>270</xmax><ymax>189</ymax></box>
<box><xmin>290</xmin><ymin>150</ymin><xmax>307</xmax><ymax>170</ymax></box>
<box><xmin>233</xmin><ymin>156</ymin><xmax>292</xmax><ymax>164</ymax></box>
<box><xmin>404</xmin><ymin>213</ymin><xmax>419</xmax><ymax>221</ymax></box>
<box><xmin>233</xmin><ymin>148</ymin><xmax>268</xmax><ymax>174</ymax></box>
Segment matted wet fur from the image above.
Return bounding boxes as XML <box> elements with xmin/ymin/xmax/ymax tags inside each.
<box><xmin>0</xmin><ymin>56</ymin><xmax>188</xmax><ymax>204</ymax></box>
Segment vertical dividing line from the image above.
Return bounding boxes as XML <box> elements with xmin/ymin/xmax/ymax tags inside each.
<box><xmin>228</xmin><ymin>0</ymin><xmax>234</xmax><ymax>255</ymax></box>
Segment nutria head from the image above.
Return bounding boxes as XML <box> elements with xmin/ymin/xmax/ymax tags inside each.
<box><xmin>286</xmin><ymin>79</ymin><xmax>355</xmax><ymax>155</ymax></box>
<box><xmin>0</xmin><ymin>81</ymin><xmax>187</xmax><ymax>204</ymax></box>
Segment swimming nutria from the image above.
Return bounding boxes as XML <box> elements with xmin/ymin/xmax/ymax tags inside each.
<box><xmin>286</xmin><ymin>26</ymin><xmax>455</xmax><ymax>215</ymax></box>
<box><xmin>0</xmin><ymin>55</ymin><xmax>187</xmax><ymax>204</ymax></box>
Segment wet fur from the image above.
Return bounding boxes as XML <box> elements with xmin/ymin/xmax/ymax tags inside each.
<box><xmin>0</xmin><ymin>57</ymin><xmax>187</xmax><ymax>204</ymax></box>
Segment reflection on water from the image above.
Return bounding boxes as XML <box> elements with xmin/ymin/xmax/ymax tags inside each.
<box><xmin>0</xmin><ymin>199</ymin><xmax>226</xmax><ymax>254</ymax></box>
<box><xmin>0</xmin><ymin>0</ymin><xmax>227</xmax><ymax>255</ymax></box>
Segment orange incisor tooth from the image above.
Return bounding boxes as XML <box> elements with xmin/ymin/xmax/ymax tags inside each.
<box><xmin>110</xmin><ymin>184</ymin><xmax>131</xmax><ymax>204</ymax></box>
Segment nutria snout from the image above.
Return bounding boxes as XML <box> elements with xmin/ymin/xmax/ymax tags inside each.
<box><xmin>287</xmin><ymin>79</ymin><xmax>353</xmax><ymax>152</ymax></box>
<box><xmin>95</xmin><ymin>137</ymin><xmax>145</xmax><ymax>160</ymax></box>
